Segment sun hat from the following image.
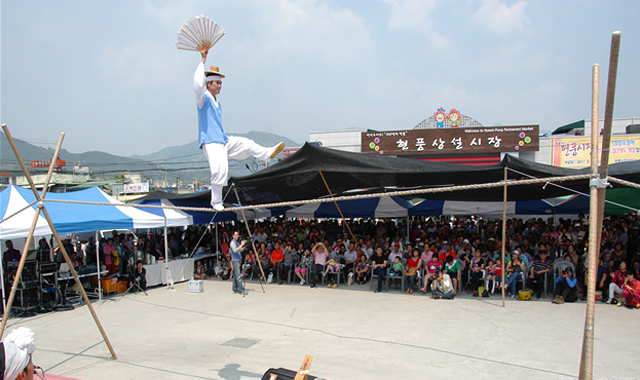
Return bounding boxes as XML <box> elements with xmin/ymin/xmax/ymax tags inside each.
<box><xmin>205</xmin><ymin>66</ymin><xmax>225</xmax><ymax>78</ymax></box>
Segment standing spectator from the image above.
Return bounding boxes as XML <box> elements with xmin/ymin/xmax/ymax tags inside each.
<box><xmin>229</xmin><ymin>231</ymin><xmax>247</xmax><ymax>295</ymax></box>
<box><xmin>310</xmin><ymin>242</ymin><xmax>328</xmax><ymax>288</ymax></box>
<box><xmin>103</xmin><ymin>238</ymin><xmax>118</xmax><ymax>275</ymax></box>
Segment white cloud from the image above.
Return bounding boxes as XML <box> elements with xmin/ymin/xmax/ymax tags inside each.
<box><xmin>473</xmin><ymin>0</ymin><xmax>530</xmax><ymax>34</ymax></box>
<box><xmin>383</xmin><ymin>0</ymin><xmax>448</xmax><ymax>47</ymax></box>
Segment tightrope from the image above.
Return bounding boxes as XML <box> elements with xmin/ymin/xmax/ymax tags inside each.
<box><xmin>38</xmin><ymin>173</ymin><xmax>596</xmax><ymax>214</ymax></box>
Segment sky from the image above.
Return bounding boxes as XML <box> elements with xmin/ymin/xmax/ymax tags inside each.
<box><xmin>1</xmin><ymin>0</ymin><xmax>639</xmax><ymax>157</ymax></box>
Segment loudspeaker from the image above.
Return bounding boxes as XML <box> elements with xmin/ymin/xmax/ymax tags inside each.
<box><xmin>261</xmin><ymin>368</ymin><xmax>323</xmax><ymax>380</ymax></box>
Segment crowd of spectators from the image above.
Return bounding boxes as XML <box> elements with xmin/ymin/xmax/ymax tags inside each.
<box><xmin>6</xmin><ymin>213</ymin><xmax>640</xmax><ymax>307</ymax></box>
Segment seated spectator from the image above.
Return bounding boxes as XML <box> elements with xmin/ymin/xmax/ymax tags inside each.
<box><xmin>469</xmin><ymin>250</ymin><xmax>486</xmax><ymax>293</ymax></box>
<box><xmin>270</xmin><ymin>242</ymin><xmax>285</xmax><ymax>284</ymax></box>
<box><xmin>528</xmin><ymin>250</ymin><xmax>552</xmax><ymax>299</ymax></box>
<box><xmin>371</xmin><ymin>246</ymin><xmax>388</xmax><ymax>293</ymax></box>
<box><xmin>295</xmin><ymin>248</ymin><xmax>313</xmax><ymax>285</ymax></box>
<box><xmin>622</xmin><ymin>272</ymin><xmax>640</xmax><ymax>308</ymax></box>
<box><xmin>420</xmin><ymin>252</ymin><xmax>443</xmax><ymax>293</ymax></box>
<box><xmin>282</xmin><ymin>242</ymin><xmax>295</xmax><ymax>284</ymax></box>
<box><xmin>505</xmin><ymin>251</ymin><xmax>525</xmax><ymax>298</ymax></box>
<box><xmin>355</xmin><ymin>254</ymin><xmax>370</xmax><ymax>284</ymax></box>
<box><xmin>553</xmin><ymin>267</ymin><xmax>577</xmax><ymax>304</ymax></box>
<box><xmin>607</xmin><ymin>261</ymin><xmax>629</xmax><ymax>304</ymax></box>
<box><xmin>444</xmin><ymin>254</ymin><xmax>461</xmax><ymax>295</ymax></box>
<box><xmin>323</xmin><ymin>258</ymin><xmax>340</xmax><ymax>288</ymax></box>
<box><xmin>595</xmin><ymin>256</ymin><xmax>610</xmax><ymax>300</ymax></box>
<box><xmin>221</xmin><ymin>256</ymin><xmax>232</xmax><ymax>281</ymax></box>
<box><xmin>431</xmin><ymin>269</ymin><xmax>455</xmax><ymax>300</ymax></box>
<box><xmin>194</xmin><ymin>260</ymin><xmax>207</xmax><ymax>279</ymax></box>
<box><xmin>344</xmin><ymin>243</ymin><xmax>358</xmax><ymax>276</ymax></box>
<box><xmin>404</xmin><ymin>248</ymin><xmax>421</xmax><ymax>294</ymax></box>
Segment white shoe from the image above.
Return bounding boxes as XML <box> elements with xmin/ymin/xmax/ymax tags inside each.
<box><xmin>300</xmin><ymin>279</ymin><xmax>305</xmax><ymax>286</ymax></box>
<box><xmin>212</xmin><ymin>203</ymin><xmax>225</xmax><ymax>212</ymax></box>
<box><xmin>268</xmin><ymin>142</ymin><xmax>285</xmax><ymax>159</ymax></box>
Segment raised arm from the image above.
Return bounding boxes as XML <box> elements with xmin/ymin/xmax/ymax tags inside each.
<box><xmin>194</xmin><ymin>48</ymin><xmax>209</xmax><ymax>108</ymax></box>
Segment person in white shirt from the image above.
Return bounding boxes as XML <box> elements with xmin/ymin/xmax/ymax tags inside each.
<box><xmin>194</xmin><ymin>48</ymin><xmax>284</xmax><ymax>211</ymax></box>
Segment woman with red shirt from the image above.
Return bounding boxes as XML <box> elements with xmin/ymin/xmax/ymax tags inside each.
<box><xmin>404</xmin><ymin>248</ymin><xmax>422</xmax><ymax>294</ymax></box>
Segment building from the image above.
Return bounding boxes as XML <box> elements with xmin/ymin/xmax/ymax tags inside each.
<box><xmin>310</xmin><ymin>111</ymin><xmax>640</xmax><ymax>168</ymax></box>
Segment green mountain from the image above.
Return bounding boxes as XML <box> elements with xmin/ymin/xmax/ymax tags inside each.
<box><xmin>1</xmin><ymin>131</ymin><xmax>299</xmax><ymax>184</ymax></box>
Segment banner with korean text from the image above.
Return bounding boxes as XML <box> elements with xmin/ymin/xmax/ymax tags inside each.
<box><xmin>551</xmin><ymin>136</ymin><xmax>640</xmax><ymax>168</ymax></box>
<box><xmin>361</xmin><ymin>126</ymin><xmax>539</xmax><ymax>156</ymax></box>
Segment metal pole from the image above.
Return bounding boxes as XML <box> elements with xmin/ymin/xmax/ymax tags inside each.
<box><xmin>579</xmin><ymin>31</ymin><xmax>621</xmax><ymax>380</ymax></box>
<box><xmin>96</xmin><ymin>230</ymin><xmax>102</xmax><ymax>302</ymax></box>
<box><xmin>232</xmin><ymin>185</ymin><xmax>266</xmax><ymax>293</ymax></box>
<box><xmin>0</xmin><ymin>125</ymin><xmax>117</xmax><ymax>359</ymax></box>
<box><xmin>501</xmin><ymin>166</ymin><xmax>507</xmax><ymax>307</ymax></box>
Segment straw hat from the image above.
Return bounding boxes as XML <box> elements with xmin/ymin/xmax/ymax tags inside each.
<box><xmin>205</xmin><ymin>66</ymin><xmax>225</xmax><ymax>78</ymax></box>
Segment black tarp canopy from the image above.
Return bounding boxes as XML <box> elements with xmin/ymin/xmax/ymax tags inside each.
<box><xmin>226</xmin><ymin>142</ymin><xmax>640</xmax><ymax>205</ymax></box>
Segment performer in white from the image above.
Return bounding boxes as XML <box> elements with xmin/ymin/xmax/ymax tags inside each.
<box><xmin>195</xmin><ymin>48</ymin><xmax>284</xmax><ymax>211</ymax></box>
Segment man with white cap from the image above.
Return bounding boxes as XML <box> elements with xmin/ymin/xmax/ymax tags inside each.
<box><xmin>1</xmin><ymin>327</ymin><xmax>36</xmax><ymax>380</ymax></box>
<box><xmin>195</xmin><ymin>49</ymin><xmax>285</xmax><ymax>211</ymax></box>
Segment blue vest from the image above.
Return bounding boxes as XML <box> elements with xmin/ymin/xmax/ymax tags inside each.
<box><xmin>197</xmin><ymin>94</ymin><xmax>228</xmax><ymax>148</ymax></box>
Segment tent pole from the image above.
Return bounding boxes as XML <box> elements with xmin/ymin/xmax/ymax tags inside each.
<box><xmin>0</xmin><ymin>125</ymin><xmax>118</xmax><ymax>359</ymax></box>
<box><xmin>501</xmin><ymin>166</ymin><xmax>507</xmax><ymax>307</ymax></box>
<box><xmin>0</xmin><ymin>249</ymin><xmax>5</xmax><ymax>312</ymax></box>
<box><xmin>579</xmin><ymin>31</ymin><xmax>621</xmax><ymax>380</ymax></box>
<box><xmin>232</xmin><ymin>185</ymin><xmax>266</xmax><ymax>293</ymax></box>
<box><xmin>96</xmin><ymin>230</ymin><xmax>102</xmax><ymax>302</ymax></box>
<box><xmin>318</xmin><ymin>171</ymin><xmax>358</xmax><ymax>245</ymax></box>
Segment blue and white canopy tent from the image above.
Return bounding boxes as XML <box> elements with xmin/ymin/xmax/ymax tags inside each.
<box><xmin>0</xmin><ymin>185</ymin><xmax>170</xmax><ymax>239</ymax></box>
<box><xmin>0</xmin><ymin>185</ymin><xmax>189</xmax><ymax>302</ymax></box>
<box><xmin>285</xmin><ymin>196</ymin><xmax>413</xmax><ymax>219</ymax></box>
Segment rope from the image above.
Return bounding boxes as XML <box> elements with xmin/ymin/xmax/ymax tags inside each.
<box><xmin>0</xmin><ymin>200</ymin><xmax>39</xmax><ymax>225</ymax></box>
<box><xmin>507</xmin><ymin>169</ymin><xmax>640</xmax><ymax>213</ymax></box>
<box><xmin>38</xmin><ymin>173</ymin><xmax>596</xmax><ymax>213</ymax></box>
<box><xmin>608</xmin><ymin>176</ymin><xmax>640</xmax><ymax>190</ymax></box>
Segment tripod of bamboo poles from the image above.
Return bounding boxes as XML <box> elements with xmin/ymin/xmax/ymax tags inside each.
<box><xmin>0</xmin><ymin>124</ymin><xmax>117</xmax><ymax>360</ymax></box>
<box><xmin>578</xmin><ymin>31</ymin><xmax>621</xmax><ymax>380</ymax></box>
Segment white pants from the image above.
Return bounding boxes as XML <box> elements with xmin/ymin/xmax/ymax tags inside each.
<box><xmin>203</xmin><ymin>136</ymin><xmax>270</xmax><ymax>206</ymax></box>
<box><xmin>609</xmin><ymin>282</ymin><xmax>623</xmax><ymax>300</ymax></box>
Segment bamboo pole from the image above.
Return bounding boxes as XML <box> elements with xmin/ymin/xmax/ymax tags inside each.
<box><xmin>501</xmin><ymin>166</ymin><xmax>507</xmax><ymax>307</ymax></box>
<box><xmin>579</xmin><ymin>31</ymin><xmax>621</xmax><ymax>380</ymax></box>
<box><xmin>1</xmin><ymin>124</ymin><xmax>117</xmax><ymax>360</ymax></box>
<box><xmin>578</xmin><ymin>63</ymin><xmax>601</xmax><ymax>380</ymax></box>
<box><xmin>318</xmin><ymin>171</ymin><xmax>359</xmax><ymax>245</ymax></box>
<box><xmin>1</xmin><ymin>131</ymin><xmax>65</xmax><ymax>337</ymax></box>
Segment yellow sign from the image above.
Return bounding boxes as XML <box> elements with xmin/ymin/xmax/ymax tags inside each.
<box><xmin>552</xmin><ymin>136</ymin><xmax>640</xmax><ymax>167</ymax></box>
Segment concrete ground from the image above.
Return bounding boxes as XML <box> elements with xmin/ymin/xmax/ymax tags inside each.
<box><xmin>8</xmin><ymin>278</ymin><xmax>640</xmax><ymax>380</ymax></box>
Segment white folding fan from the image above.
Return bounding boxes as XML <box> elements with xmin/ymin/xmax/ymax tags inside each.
<box><xmin>175</xmin><ymin>15</ymin><xmax>225</xmax><ymax>52</ymax></box>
